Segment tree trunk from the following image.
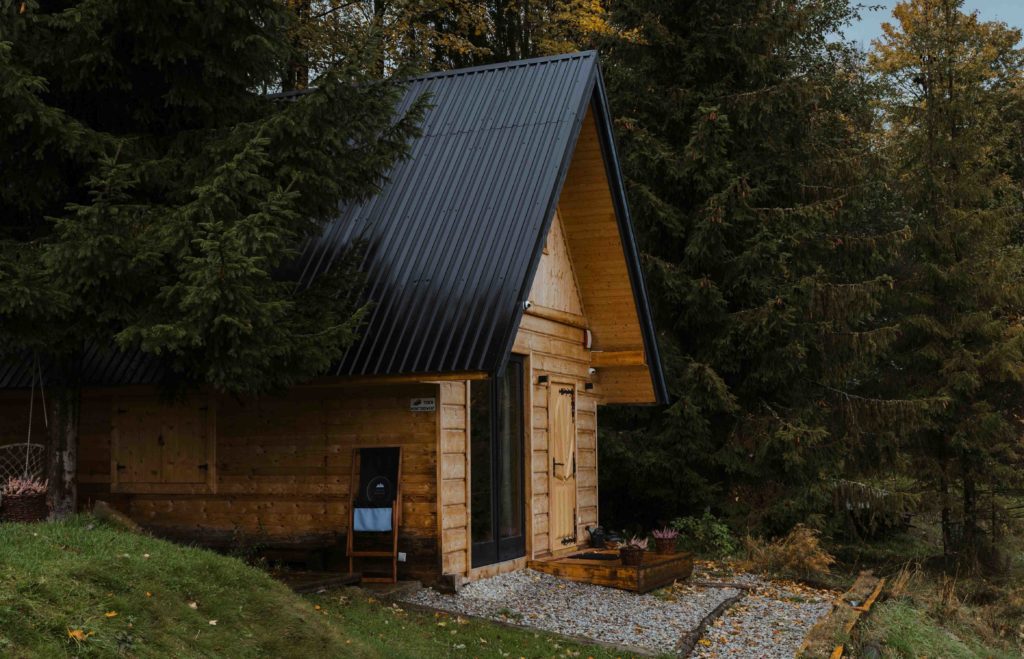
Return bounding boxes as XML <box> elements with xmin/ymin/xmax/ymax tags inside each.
<box><xmin>374</xmin><ymin>0</ymin><xmax>387</xmax><ymax>77</ymax></box>
<box><xmin>940</xmin><ymin>473</ymin><xmax>952</xmax><ymax>556</ymax></box>
<box><xmin>283</xmin><ymin>0</ymin><xmax>311</xmax><ymax>91</ymax></box>
<box><xmin>961</xmin><ymin>457</ymin><xmax>979</xmax><ymax>567</ymax></box>
<box><xmin>46</xmin><ymin>385</ymin><xmax>80</xmax><ymax>517</ymax></box>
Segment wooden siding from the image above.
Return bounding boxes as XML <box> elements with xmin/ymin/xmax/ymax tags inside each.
<box><xmin>558</xmin><ymin>108</ymin><xmax>656</xmax><ymax>404</ymax></box>
<box><xmin>437</xmin><ymin>381</ymin><xmax>470</xmax><ymax>576</ymax></box>
<box><xmin>7</xmin><ymin>383</ymin><xmax>446</xmax><ymax>582</ymax></box>
<box><xmin>530</xmin><ymin>210</ymin><xmax>584</xmax><ymax>317</ymax></box>
<box><xmin>514</xmin><ymin>312</ymin><xmax>599</xmax><ymax>560</ymax></box>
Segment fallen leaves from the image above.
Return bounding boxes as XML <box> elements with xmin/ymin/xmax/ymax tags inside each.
<box><xmin>67</xmin><ymin>628</ymin><xmax>93</xmax><ymax>642</ymax></box>
<box><xmin>208</xmin><ymin>620</ymin><xmax>218</xmax><ymax>626</ymax></box>
<box><xmin>188</xmin><ymin>601</ymin><xmax>198</xmax><ymax>610</ymax></box>
<box><xmin>104</xmin><ymin>611</ymin><xmax>118</xmax><ymax>618</ymax></box>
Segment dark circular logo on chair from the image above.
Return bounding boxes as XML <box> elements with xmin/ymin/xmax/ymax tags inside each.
<box><xmin>365</xmin><ymin>476</ymin><xmax>393</xmax><ymax>504</ymax></box>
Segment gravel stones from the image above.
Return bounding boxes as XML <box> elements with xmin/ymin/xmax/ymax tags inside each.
<box><xmin>689</xmin><ymin>568</ymin><xmax>834</xmax><ymax>658</ymax></box>
<box><xmin>401</xmin><ymin>564</ymin><xmax>835</xmax><ymax>657</ymax></box>
<box><xmin>403</xmin><ymin>568</ymin><xmax>740</xmax><ymax>654</ymax></box>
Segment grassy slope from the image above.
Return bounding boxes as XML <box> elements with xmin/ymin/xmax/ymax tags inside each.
<box><xmin>0</xmin><ymin>516</ymin><xmax>619</xmax><ymax>658</ymax></box>
<box><xmin>861</xmin><ymin>600</ymin><xmax>1018</xmax><ymax>659</ymax></box>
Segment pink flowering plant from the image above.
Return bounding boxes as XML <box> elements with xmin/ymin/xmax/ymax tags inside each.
<box><xmin>652</xmin><ymin>527</ymin><xmax>679</xmax><ymax>540</ymax></box>
<box><xmin>621</xmin><ymin>535</ymin><xmax>649</xmax><ymax>550</ymax></box>
<box><xmin>2</xmin><ymin>477</ymin><xmax>48</xmax><ymax>497</ymax></box>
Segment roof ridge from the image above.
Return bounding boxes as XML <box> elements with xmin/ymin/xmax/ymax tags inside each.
<box><xmin>406</xmin><ymin>50</ymin><xmax>597</xmax><ymax>84</ymax></box>
<box><xmin>264</xmin><ymin>51</ymin><xmax>598</xmax><ymax>100</ymax></box>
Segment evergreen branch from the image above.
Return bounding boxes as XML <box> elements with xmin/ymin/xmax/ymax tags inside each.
<box><xmin>712</xmin><ymin>74</ymin><xmax>810</xmax><ymax>102</ymax></box>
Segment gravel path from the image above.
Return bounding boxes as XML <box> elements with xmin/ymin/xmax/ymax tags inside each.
<box><xmin>403</xmin><ymin>568</ymin><xmax>739</xmax><ymax>653</ymax></box>
<box><xmin>688</xmin><ymin>563</ymin><xmax>835</xmax><ymax>658</ymax></box>
<box><xmin>401</xmin><ymin>564</ymin><xmax>835</xmax><ymax>657</ymax></box>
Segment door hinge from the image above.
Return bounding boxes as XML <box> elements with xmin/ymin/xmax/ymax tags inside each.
<box><xmin>116</xmin><ymin>464</ymin><xmax>126</xmax><ymax>471</ymax></box>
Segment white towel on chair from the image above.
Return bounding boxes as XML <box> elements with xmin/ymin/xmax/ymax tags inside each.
<box><xmin>354</xmin><ymin>507</ymin><xmax>392</xmax><ymax>532</ymax></box>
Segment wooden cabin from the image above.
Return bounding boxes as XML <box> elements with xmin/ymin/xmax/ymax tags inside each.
<box><xmin>0</xmin><ymin>52</ymin><xmax>667</xmax><ymax>585</ymax></box>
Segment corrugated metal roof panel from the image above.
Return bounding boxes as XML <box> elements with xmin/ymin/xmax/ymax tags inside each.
<box><xmin>302</xmin><ymin>51</ymin><xmax>599</xmax><ymax>377</ymax></box>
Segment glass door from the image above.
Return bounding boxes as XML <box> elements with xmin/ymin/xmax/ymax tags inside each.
<box><xmin>470</xmin><ymin>357</ymin><xmax>526</xmax><ymax>567</ymax></box>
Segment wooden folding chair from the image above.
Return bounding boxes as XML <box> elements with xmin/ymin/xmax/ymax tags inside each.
<box><xmin>346</xmin><ymin>446</ymin><xmax>402</xmax><ymax>583</ymax></box>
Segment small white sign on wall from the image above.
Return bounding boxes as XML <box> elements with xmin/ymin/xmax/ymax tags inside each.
<box><xmin>410</xmin><ymin>397</ymin><xmax>436</xmax><ymax>412</ymax></box>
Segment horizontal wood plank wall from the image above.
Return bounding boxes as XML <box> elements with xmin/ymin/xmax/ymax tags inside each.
<box><xmin>70</xmin><ymin>383</ymin><xmax>443</xmax><ymax>582</ymax></box>
<box><xmin>514</xmin><ymin>311</ymin><xmax>598</xmax><ymax>561</ymax></box>
<box><xmin>575</xmin><ymin>393</ymin><xmax>598</xmax><ymax>543</ymax></box>
<box><xmin>438</xmin><ymin>381</ymin><xmax>470</xmax><ymax>577</ymax></box>
<box><xmin>558</xmin><ymin>107</ymin><xmax>656</xmax><ymax>404</ymax></box>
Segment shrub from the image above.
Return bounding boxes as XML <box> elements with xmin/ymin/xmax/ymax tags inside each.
<box><xmin>744</xmin><ymin>524</ymin><xmax>835</xmax><ymax>578</ymax></box>
<box><xmin>671</xmin><ymin>512</ymin><xmax>738</xmax><ymax>557</ymax></box>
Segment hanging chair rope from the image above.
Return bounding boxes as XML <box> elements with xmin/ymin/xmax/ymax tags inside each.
<box><xmin>21</xmin><ymin>355</ymin><xmax>47</xmax><ymax>479</ymax></box>
<box><xmin>0</xmin><ymin>355</ymin><xmax>47</xmax><ymax>484</ymax></box>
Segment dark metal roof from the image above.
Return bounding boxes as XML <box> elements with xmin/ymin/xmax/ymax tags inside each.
<box><xmin>303</xmin><ymin>51</ymin><xmax>598</xmax><ymax>378</ymax></box>
<box><xmin>1</xmin><ymin>51</ymin><xmax>668</xmax><ymax>403</ymax></box>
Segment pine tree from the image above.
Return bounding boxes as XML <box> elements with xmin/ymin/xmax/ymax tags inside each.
<box><xmin>480</xmin><ymin>0</ymin><xmax>608</xmax><ymax>61</ymax></box>
<box><xmin>0</xmin><ymin>0</ymin><xmax>423</xmax><ymax>513</ymax></box>
<box><xmin>870</xmin><ymin>0</ymin><xmax>1024</xmax><ymax>564</ymax></box>
<box><xmin>296</xmin><ymin>0</ymin><xmax>608</xmax><ymax>75</ymax></box>
<box><xmin>597</xmin><ymin>0</ymin><xmax>925</xmax><ymax>533</ymax></box>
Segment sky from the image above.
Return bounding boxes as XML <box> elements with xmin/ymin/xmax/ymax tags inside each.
<box><xmin>844</xmin><ymin>1</ymin><xmax>1024</xmax><ymax>50</ymax></box>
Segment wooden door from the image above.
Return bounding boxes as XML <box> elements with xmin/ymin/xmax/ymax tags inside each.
<box><xmin>548</xmin><ymin>382</ymin><xmax>577</xmax><ymax>548</ymax></box>
<box><xmin>113</xmin><ymin>396</ymin><xmax>213</xmax><ymax>492</ymax></box>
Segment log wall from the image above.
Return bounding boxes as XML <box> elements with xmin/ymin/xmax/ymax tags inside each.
<box><xmin>1</xmin><ymin>383</ymin><xmax>445</xmax><ymax>582</ymax></box>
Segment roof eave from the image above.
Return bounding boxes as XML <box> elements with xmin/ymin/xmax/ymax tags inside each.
<box><xmin>590</xmin><ymin>61</ymin><xmax>671</xmax><ymax>405</ymax></box>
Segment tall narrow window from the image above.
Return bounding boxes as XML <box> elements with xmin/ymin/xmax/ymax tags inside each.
<box><xmin>470</xmin><ymin>357</ymin><xmax>526</xmax><ymax>567</ymax></box>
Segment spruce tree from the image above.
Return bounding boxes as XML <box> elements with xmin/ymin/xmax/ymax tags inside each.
<box><xmin>870</xmin><ymin>0</ymin><xmax>1024</xmax><ymax>563</ymax></box>
<box><xmin>0</xmin><ymin>0</ymin><xmax>423</xmax><ymax>513</ymax></box>
<box><xmin>597</xmin><ymin>0</ymin><xmax>923</xmax><ymax>533</ymax></box>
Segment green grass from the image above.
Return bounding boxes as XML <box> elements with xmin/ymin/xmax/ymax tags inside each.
<box><xmin>0</xmin><ymin>516</ymin><xmax>622</xmax><ymax>658</ymax></box>
<box><xmin>859</xmin><ymin>600</ymin><xmax>1017</xmax><ymax>659</ymax></box>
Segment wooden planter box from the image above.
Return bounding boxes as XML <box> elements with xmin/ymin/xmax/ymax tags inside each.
<box><xmin>528</xmin><ymin>549</ymin><xmax>694</xmax><ymax>593</ymax></box>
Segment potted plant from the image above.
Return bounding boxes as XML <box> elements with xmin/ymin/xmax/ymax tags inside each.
<box><xmin>1</xmin><ymin>477</ymin><xmax>49</xmax><ymax>523</ymax></box>
<box><xmin>618</xmin><ymin>536</ymin><xmax>648</xmax><ymax>566</ymax></box>
<box><xmin>652</xmin><ymin>527</ymin><xmax>679</xmax><ymax>555</ymax></box>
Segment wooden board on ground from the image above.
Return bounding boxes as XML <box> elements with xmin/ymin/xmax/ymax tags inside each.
<box><xmin>527</xmin><ymin>549</ymin><xmax>694</xmax><ymax>594</ymax></box>
<box><xmin>271</xmin><ymin>570</ymin><xmax>361</xmax><ymax>594</ymax></box>
<box><xmin>798</xmin><ymin>571</ymin><xmax>884</xmax><ymax>658</ymax></box>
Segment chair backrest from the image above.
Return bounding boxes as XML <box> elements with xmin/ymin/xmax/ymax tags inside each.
<box><xmin>354</xmin><ymin>447</ymin><xmax>401</xmax><ymax>508</ymax></box>
<box><xmin>0</xmin><ymin>443</ymin><xmax>46</xmax><ymax>484</ymax></box>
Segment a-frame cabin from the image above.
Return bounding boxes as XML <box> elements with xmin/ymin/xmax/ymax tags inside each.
<box><xmin>0</xmin><ymin>51</ymin><xmax>667</xmax><ymax>585</ymax></box>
